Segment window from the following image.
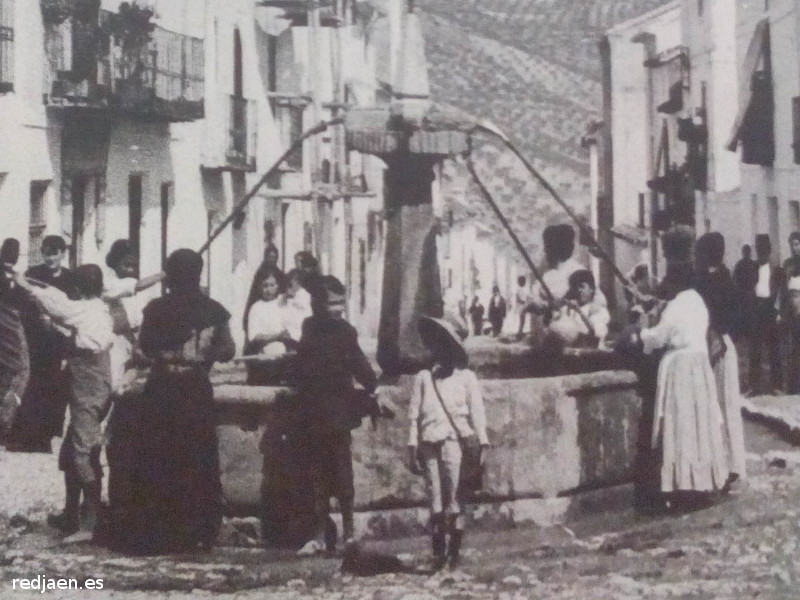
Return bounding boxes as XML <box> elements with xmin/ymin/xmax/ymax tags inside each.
<box><xmin>727</xmin><ymin>20</ymin><xmax>773</xmax><ymax>166</ymax></box>
<box><xmin>233</xmin><ymin>29</ymin><xmax>243</xmax><ymax>99</ymax></box>
<box><xmin>264</xmin><ymin>219</ymin><xmax>274</xmax><ymax>245</ymax></box>
<box><xmin>286</xmin><ymin>105</ymin><xmax>304</xmax><ymax>170</ymax></box>
<box><xmin>267</xmin><ymin>35</ymin><xmax>277</xmax><ymax>93</ymax></box>
<box><xmin>358</xmin><ymin>239</ymin><xmax>366</xmax><ymax>314</ymax></box>
<box><xmin>271</xmin><ymin>99</ymin><xmax>305</xmax><ymax>171</ymax></box>
<box><xmin>789</xmin><ymin>201</ymin><xmax>800</xmax><ymax>233</ymax></box>
<box><xmin>638</xmin><ymin>193</ymin><xmax>646</xmax><ymax>228</ymax></box>
<box><xmin>768</xmin><ymin>196</ymin><xmax>779</xmax><ymax>250</ymax></box>
<box><xmin>346</xmin><ymin>224</ymin><xmax>353</xmax><ymax>295</ymax></box>
<box><xmin>150</xmin><ymin>28</ymin><xmax>204</xmax><ymax>103</ymax></box>
<box><xmin>280</xmin><ymin>204</ymin><xmax>289</xmax><ymax>270</ymax></box>
<box><xmin>367</xmin><ymin>210</ymin><xmax>377</xmax><ymax>254</ymax></box>
<box><xmin>29</xmin><ymin>182</ymin><xmax>48</xmax><ymax>266</ymax></box>
<box><xmin>0</xmin><ymin>0</ymin><xmax>13</xmax><ymax>93</ymax></box>
<box><xmin>303</xmin><ymin>221</ymin><xmax>313</xmax><ymax>252</ymax></box>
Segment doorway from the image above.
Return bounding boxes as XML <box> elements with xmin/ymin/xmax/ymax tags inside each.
<box><xmin>128</xmin><ymin>175</ymin><xmax>143</xmax><ymax>264</ymax></box>
<box><xmin>69</xmin><ymin>176</ymin><xmax>87</xmax><ymax>268</ymax></box>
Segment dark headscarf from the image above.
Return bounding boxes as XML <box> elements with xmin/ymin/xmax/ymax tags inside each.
<box><xmin>656</xmin><ymin>262</ymin><xmax>696</xmax><ymax>301</ymax></box>
<box><xmin>662</xmin><ymin>226</ymin><xmax>694</xmax><ymax>263</ymax></box>
<box><xmin>0</xmin><ymin>238</ymin><xmax>20</xmax><ymax>265</ymax></box>
<box><xmin>140</xmin><ymin>250</ymin><xmax>229</xmax><ymax>354</ymax></box>
<box><xmin>165</xmin><ymin>249</ymin><xmax>203</xmax><ymax>292</ymax></box>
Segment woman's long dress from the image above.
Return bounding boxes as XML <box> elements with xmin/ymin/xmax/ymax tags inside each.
<box><xmin>695</xmin><ymin>268</ymin><xmax>747</xmax><ymax>479</ymax></box>
<box><xmin>641</xmin><ymin>289</ymin><xmax>729</xmax><ymax>493</ymax></box>
<box><xmin>108</xmin><ymin>290</ymin><xmax>233</xmax><ymax>554</ymax></box>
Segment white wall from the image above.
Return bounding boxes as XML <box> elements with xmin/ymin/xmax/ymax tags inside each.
<box><xmin>607</xmin><ymin>3</ymin><xmax>683</xmax><ymax>232</ymax></box>
<box><xmin>732</xmin><ymin>0</ymin><xmax>800</xmax><ymax>263</ymax></box>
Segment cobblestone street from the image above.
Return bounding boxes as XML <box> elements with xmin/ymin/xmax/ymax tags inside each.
<box><xmin>0</xmin><ymin>417</ymin><xmax>798</xmax><ymax>599</ymax></box>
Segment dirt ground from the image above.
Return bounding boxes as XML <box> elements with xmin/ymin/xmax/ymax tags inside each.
<box><xmin>0</xmin><ymin>421</ymin><xmax>798</xmax><ymax>599</ymax></box>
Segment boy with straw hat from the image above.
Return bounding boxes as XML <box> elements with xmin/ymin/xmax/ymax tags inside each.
<box><xmin>408</xmin><ymin>314</ymin><xmax>490</xmax><ymax>570</ymax></box>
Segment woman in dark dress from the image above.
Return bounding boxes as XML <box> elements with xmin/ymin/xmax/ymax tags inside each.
<box><xmin>694</xmin><ymin>232</ymin><xmax>746</xmax><ymax>482</ymax></box>
<box><xmin>108</xmin><ymin>249</ymin><xmax>235</xmax><ymax>555</ymax></box>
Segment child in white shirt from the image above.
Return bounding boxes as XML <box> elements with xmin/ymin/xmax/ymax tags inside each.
<box><xmin>17</xmin><ymin>264</ymin><xmax>114</xmax><ymax>540</ymax></box>
<box><xmin>408</xmin><ymin>315</ymin><xmax>489</xmax><ymax>570</ymax></box>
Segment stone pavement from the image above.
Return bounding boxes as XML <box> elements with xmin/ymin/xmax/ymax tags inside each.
<box><xmin>0</xmin><ymin>420</ymin><xmax>799</xmax><ymax>599</ymax></box>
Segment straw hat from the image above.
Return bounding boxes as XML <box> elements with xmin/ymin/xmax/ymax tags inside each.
<box><xmin>417</xmin><ymin>314</ymin><xmax>468</xmax><ymax>368</ymax></box>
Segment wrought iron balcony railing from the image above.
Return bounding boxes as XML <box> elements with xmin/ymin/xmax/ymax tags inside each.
<box><xmin>44</xmin><ymin>14</ymin><xmax>204</xmax><ymax>122</ymax></box>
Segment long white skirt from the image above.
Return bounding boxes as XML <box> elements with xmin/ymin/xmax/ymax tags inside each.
<box><xmin>714</xmin><ymin>335</ymin><xmax>747</xmax><ymax>478</ymax></box>
<box><xmin>652</xmin><ymin>348</ymin><xmax>729</xmax><ymax>493</ymax></box>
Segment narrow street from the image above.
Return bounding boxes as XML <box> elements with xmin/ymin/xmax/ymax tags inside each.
<box><xmin>0</xmin><ymin>418</ymin><xmax>798</xmax><ymax>600</ymax></box>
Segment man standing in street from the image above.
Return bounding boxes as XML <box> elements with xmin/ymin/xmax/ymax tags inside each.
<box><xmin>514</xmin><ymin>276</ymin><xmax>531</xmax><ymax>339</ymax></box>
<box><xmin>748</xmin><ymin>234</ymin><xmax>784</xmax><ymax>395</ymax></box>
<box><xmin>487</xmin><ymin>286</ymin><xmax>507</xmax><ymax>337</ymax></box>
<box><xmin>7</xmin><ymin>236</ymin><xmax>79</xmax><ymax>452</ymax></box>
<box><xmin>733</xmin><ymin>244</ymin><xmax>758</xmax><ymax>293</ymax></box>
<box><xmin>782</xmin><ymin>233</ymin><xmax>800</xmax><ymax>393</ymax></box>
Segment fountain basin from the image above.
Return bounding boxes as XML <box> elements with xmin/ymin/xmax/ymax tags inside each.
<box><xmin>209</xmin><ymin>369</ymin><xmax>641</xmax><ymax>536</ymax></box>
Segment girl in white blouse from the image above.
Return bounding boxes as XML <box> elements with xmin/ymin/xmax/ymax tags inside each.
<box><xmin>246</xmin><ymin>272</ymin><xmax>291</xmax><ymax>358</ymax></box>
<box><xmin>408</xmin><ymin>315</ymin><xmax>489</xmax><ymax>571</ymax></box>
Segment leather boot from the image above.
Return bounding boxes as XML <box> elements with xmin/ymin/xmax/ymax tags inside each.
<box><xmin>81</xmin><ymin>479</ymin><xmax>102</xmax><ymax>534</ymax></box>
<box><xmin>447</xmin><ymin>513</ymin><xmax>464</xmax><ymax>570</ymax></box>
<box><xmin>430</xmin><ymin>512</ymin><xmax>447</xmax><ymax>570</ymax></box>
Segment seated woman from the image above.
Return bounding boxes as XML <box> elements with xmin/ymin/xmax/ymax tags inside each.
<box><xmin>243</xmin><ymin>244</ymin><xmax>285</xmax><ymax>339</ymax></box>
<box><xmin>548</xmin><ymin>270</ymin><xmax>610</xmax><ymax>349</ymax></box>
<box><xmin>245</xmin><ymin>272</ymin><xmax>293</xmax><ymax>385</ymax></box>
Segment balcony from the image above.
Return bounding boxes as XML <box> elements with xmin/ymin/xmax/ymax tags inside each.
<box><xmin>255</xmin><ymin>0</ymin><xmax>342</xmax><ymax>27</ymax></box>
<box><xmin>44</xmin><ymin>16</ymin><xmax>204</xmax><ymax>122</ymax></box>
<box><xmin>226</xmin><ymin>95</ymin><xmax>257</xmax><ymax>171</ymax></box>
<box><xmin>269</xmin><ymin>95</ymin><xmax>308</xmax><ymax>172</ymax></box>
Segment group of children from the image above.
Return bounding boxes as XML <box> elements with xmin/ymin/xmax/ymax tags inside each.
<box><xmin>0</xmin><ymin>235</ymin><xmax>163</xmax><ymax>541</ymax></box>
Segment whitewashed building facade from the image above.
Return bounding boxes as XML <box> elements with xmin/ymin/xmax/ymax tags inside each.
<box><xmin>602</xmin><ymin>0</ymin><xmax>800</xmax><ymax>283</ymax></box>
<box><xmin>0</xmin><ymin>0</ymin><xmax>433</xmax><ymax>348</ymax></box>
